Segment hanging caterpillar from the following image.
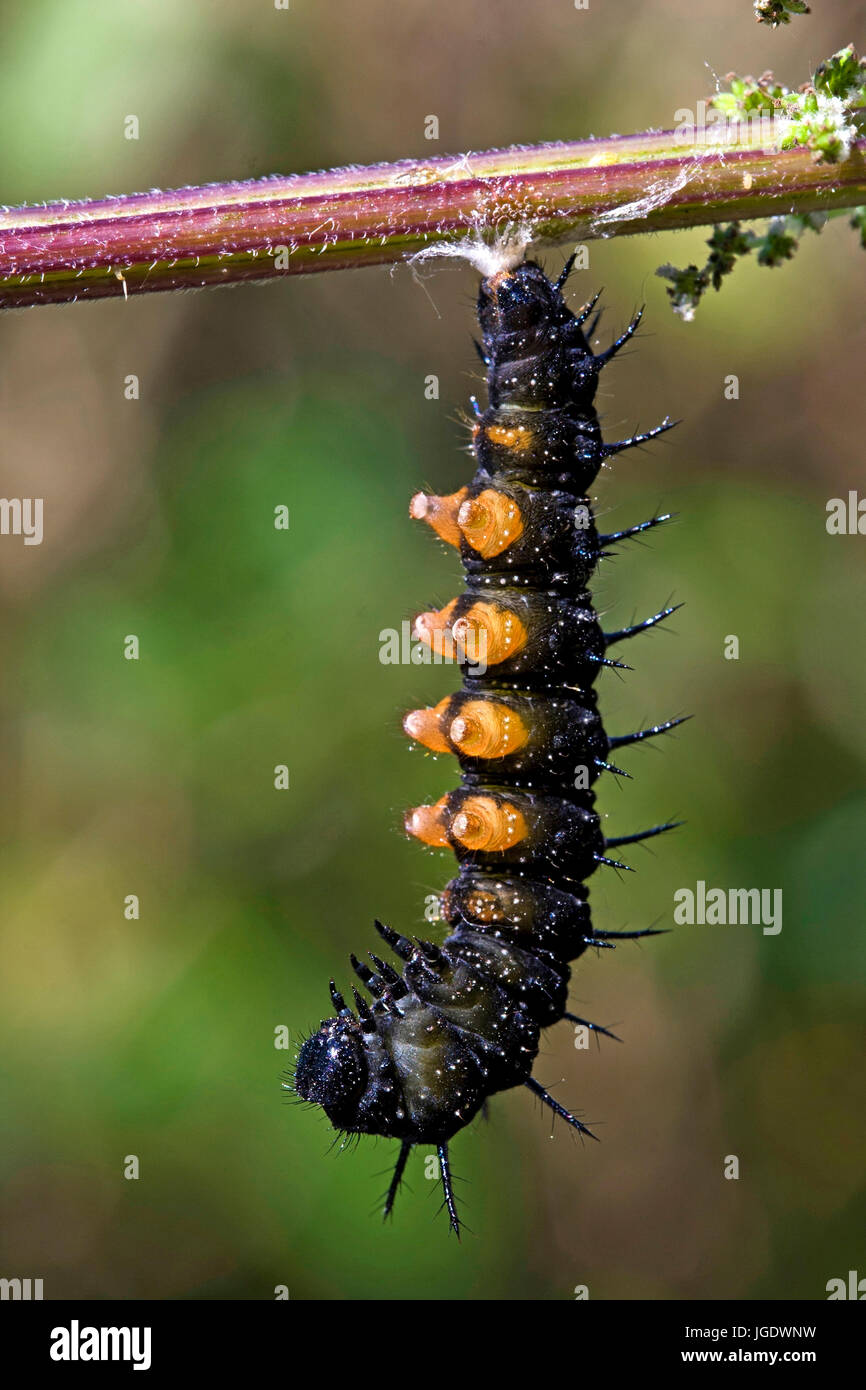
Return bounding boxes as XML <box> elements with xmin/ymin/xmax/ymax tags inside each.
<box><xmin>293</xmin><ymin>254</ymin><xmax>685</xmax><ymax>1235</ymax></box>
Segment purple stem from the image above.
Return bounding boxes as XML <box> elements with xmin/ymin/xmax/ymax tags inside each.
<box><xmin>1</xmin><ymin>131</ymin><xmax>864</xmax><ymax>309</ymax></box>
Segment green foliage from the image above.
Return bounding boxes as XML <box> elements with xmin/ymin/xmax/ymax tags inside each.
<box><xmin>712</xmin><ymin>74</ymin><xmax>788</xmax><ymax>124</ymax></box>
<box><xmin>706</xmin><ymin>223</ymin><xmax>761</xmax><ymax>286</ymax></box>
<box><xmin>660</xmin><ymin>45</ymin><xmax>866</xmax><ymax>317</ymax></box>
<box><xmin>710</xmin><ymin>45</ymin><xmax>866</xmax><ymax>165</ymax></box>
<box><xmin>813</xmin><ymin>45</ymin><xmax>865</xmax><ymax>100</ymax></box>
<box><xmin>754</xmin><ymin>0</ymin><xmax>810</xmax><ymax>27</ymax></box>
<box><xmin>656</xmin><ymin>214</ymin><xmax>828</xmax><ymax>319</ymax></box>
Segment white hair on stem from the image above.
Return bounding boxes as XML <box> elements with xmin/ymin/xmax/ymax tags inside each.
<box><xmin>408</xmin><ymin>221</ymin><xmax>538</xmax><ymax>280</ymax></box>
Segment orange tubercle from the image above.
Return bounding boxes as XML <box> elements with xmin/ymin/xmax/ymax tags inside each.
<box><xmin>450</xmin><ymin>796</ymin><xmax>528</xmax><ymax>853</ymax></box>
<box><xmin>413</xmin><ymin>599</ymin><xmax>459</xmax><ymax>660</ymax></box>
<box><xmin>458</xmin><ymin>489</ymin><xmax>524</xmax><ymax>558</ymax></box>
<box><xmin>403</xmin><ymin>697</ymin><xmax>452</xmax><ymax>754</ymax></box>
<box><xmin>449</xmin><ymin>699</ymin><xmax>529</xmax><ymax>759</ymax></box>
<box><xmin>404</xmin><ymin>797</ymin><xmax>451</xmax><ymax>848</ymax></box>
<box><xmin>484</xmin><ymin>423</ymin><xmax>533</xmax><ymax>452</ymax></box>
<box><xmin>409</xmin><ymin>488</ymin><xmax>468</xmax><ymax>549</ymax></box>
<box><xmin>451</xmin><ymin>601</ymin><xmax>527</xmax><ymax>667</ymax></box>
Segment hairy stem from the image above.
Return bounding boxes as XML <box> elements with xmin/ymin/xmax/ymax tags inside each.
<box><xmin>1</xmin><ymin>131</ymin><xmax>864</xmax><ymax>310</ymax></box>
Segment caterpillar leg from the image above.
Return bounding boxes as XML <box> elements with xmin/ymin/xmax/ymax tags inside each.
<box><xmin>383</xmin><ymin>1139</ymin><xmax>412</xmax><ymax>1223</ymax></box>
<box><xmin>525</xmin><ymin>1076</ymin><xmax>598</xmax><ymax>1140</ymax></box>
<box><xmin>437</xmin><ymin>1142</ymin><xmax>461</xmax><ymax>1239</ymax></box>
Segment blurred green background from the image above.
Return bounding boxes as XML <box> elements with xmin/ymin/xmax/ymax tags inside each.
<box><xmin>0</xmin><ymin>0</ymin><xmax>864</xmax><ymax>1301</ymax></box>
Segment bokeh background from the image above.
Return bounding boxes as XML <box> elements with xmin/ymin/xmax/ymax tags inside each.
<box><xmin>0</xmin><ymin>0</ymin><xmax>864</xmax><ymax>1301</ymax></box>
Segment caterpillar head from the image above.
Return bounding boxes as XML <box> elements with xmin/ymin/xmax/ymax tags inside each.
<box><xmin>294</xmin><ymin>1017</ymin><xmax>368</xmax><ymax>1129</ymax></box>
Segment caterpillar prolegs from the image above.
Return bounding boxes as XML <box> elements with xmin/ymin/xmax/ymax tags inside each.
<box><xmin>294</xmin><ymin>256</ymin><xmax>684</xmax><ymax>1235</ymax></box>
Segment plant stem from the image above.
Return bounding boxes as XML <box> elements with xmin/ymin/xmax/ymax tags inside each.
<box><xmin>1</xmin><ymin>131</ymin><xmax>864</xmax><ymax>310</ymax></box>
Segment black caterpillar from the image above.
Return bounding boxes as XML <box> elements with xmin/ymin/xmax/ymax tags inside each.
<box><xmin>294</xmin><ymin>255</ymin><xmax>684</xmax><ymax>1235</ymax></box>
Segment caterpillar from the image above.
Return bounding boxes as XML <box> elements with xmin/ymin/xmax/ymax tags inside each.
<box><xmin>293</xmin><ymin>253</ymin><xmax>684</xmax><ymax>1235</ymax></box>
